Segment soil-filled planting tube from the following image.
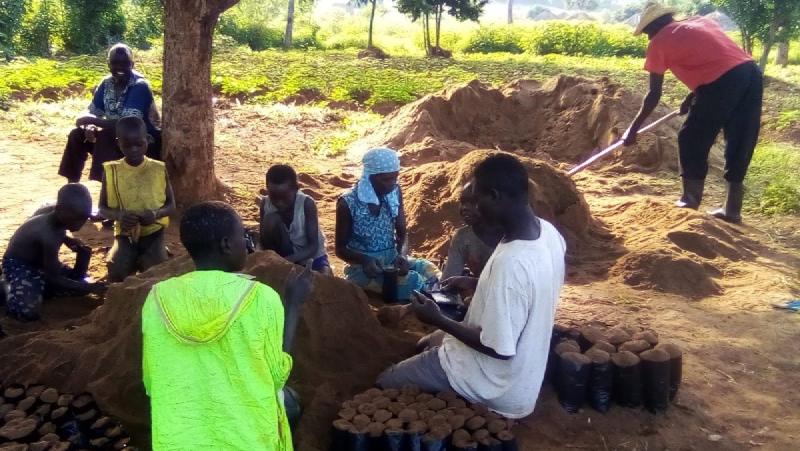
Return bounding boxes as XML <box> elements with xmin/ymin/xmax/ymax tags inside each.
<box><xmin>366</xmin><ymin>422</ymin><xmax>385</xmax><ymax>451</ymax></box>
<box><xmin>589</xmin><ymin>340</ymin><xmax>616</xmax><ymax>355</ymax></box>
<box><xmin>452</xmin><ymin>440</ymin><xmax>479</xmax><ymax>451</ymax></box>
<box><xmin>633</xmin><ymin>330</ymin><xmax>659</xmax><ymax>347</ymax></box>
<box><xmin>585</xmin><ymin>348</ymin><xmax>613</xmax><ymax>413</ymax></box>
<box><xmin>479</xmin><ymin>437</ymin><xmax>503</xmax><ymax>451</ymax></box>
<box><xmin>421</xmin><ymin>430</ymin><xmax>447</xmax><ymax>451</ymax></box>
<box><xmin>347</xmin><ymin>428</ymin><xmax>370</xmax><ymax>451</ymax></box>
<box><xmin>405</xmin><ymin>429</ymin><xmax>423</xmax><ymax>451</ymax></box>
<box><xmin>496</xmin><ymin>430</ymin><xmax>519</xmax><ymax>451</ymax></box>
<box><xmin>383</xmin><ymin>428</ymin><xmax>405</xmax><ymax>451</ymax></box>
<box><xmin>330</xmin><ymin>419</ymin><xmax>353</xmax><ymax>451</ymax></box>
<box><xmin>605</xmin><ymin>328</ymin><xmax>631</xmax><ymax>347</ymax></box>
<box><xmin>556</xmin><ymin>352</ymin><xmax>591</xmax><ymax>413</ymax></box>
<box><xmin>578</xmin><ymin>325</ymin><xmax>606</xmax><ymax>352</ymax></box>
<box><xmin>550</xmin><ymin>340</ymin><xmax>581</xmax><ymax>385</ymax></box>
<box><xmin>3</xmin><ymin>385</ymin><xmax>25</xmax><ymax>404</ymax></box>
<box><xmin>640</xmin><ymin>349</ymin><xmax>671</xmax><ymax>413</ymax></box>
<box><xmin>619</xmin><ymin>339</ymin><xmax>652</xmax><ymax>354</ymax></box>
<box><xmin>655</xmin><ymin>343</ymin><xmax>683</xmax><ymax>400</ymax></box>
<box><xmin>611</xmin><ymin>351</ymin><xmax>643</xmax><ymax>408</ymax></box>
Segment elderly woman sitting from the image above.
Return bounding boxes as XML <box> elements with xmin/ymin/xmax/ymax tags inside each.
<box><xmin>335</xmin><ymin>147</ymin><xmax>440</xmax><ymax>302</ymax></box>
<box><xmin>58</xmin><ymin>43</ymin><xmax>161</xmax><ymax>183</ymax></box>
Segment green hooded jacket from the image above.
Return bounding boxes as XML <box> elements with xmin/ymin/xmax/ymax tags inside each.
<box><xmin>142</xmin><ymin>270</ymin><xmax>293</xmax><ymax>450</ymax></box>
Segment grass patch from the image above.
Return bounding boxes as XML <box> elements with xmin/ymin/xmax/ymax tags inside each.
<box><xmin>745</xmin><ymin>142</ymin><xmax>800</xmax><ymax>216</ymax></box>
<box><xmin>312</xmin><ymin>111</ymin><xmax>381</xmax><ymax>157</ymax></box>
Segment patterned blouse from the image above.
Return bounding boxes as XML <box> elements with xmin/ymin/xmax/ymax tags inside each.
<box><xmin>89</xmin><ymin>70</ymin><xmax>157</xmax><ymax>134</ymax></box>
<box><xmin>341</xmin><ymin>187</ymin><xmax>397</xmax><ymax>255</ymax></box>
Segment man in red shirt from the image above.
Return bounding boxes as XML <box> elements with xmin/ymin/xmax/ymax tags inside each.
<box><xmin>624</xmin><ymin>2</ymin><xmax>763</xmax><ymax>224</ymax></box>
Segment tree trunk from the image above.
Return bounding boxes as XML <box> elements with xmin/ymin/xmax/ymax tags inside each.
<box><xmin>507</xmin><ymin>0</ymin><xmax>514</xmax><ymax>24</ymax></box>
<box><xmin>162</xmin><ymin>0</ymin><xmax>240</xmax><ymax>206</ymax></box>
<box><xmin>435</xmin><ymin>5</ymin><xmax>442</xmax><ymax>49</ymax></box>
<box><xmin>776</xmin><ymin>41</ymin><xmax>789</xmax><ymax>67</ymax></box>
<box><xmin>423</xmin><ymin>13</ymin><xmax>430</xmax><ymax>55</ymax></box>
<box><xmin>758</xmin><ymin>10</ymin><xmax>780</xmax><ymax>70</ymax></box>
<box><xmin>284</xmin><ymin>0</ymin><xmax>295</xmax><ymax>49</ymax></box>
<box><xmin>368</xmin><ymin>0</ymin><xmax>376</xmax><ymax>48</ymax></box>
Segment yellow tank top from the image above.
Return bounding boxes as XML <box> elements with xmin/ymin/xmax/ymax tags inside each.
<box><xmin>103</xmin><ymin>157</ymin><xmax>169</xmax><ymax>237</ymax></box>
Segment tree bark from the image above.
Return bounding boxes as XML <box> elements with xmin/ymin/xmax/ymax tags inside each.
<box><xmin>284</xmin><ymin>0</ymin><xmax>295</xmax><ymax>49</ymax></box>
<box><xmin>423</xmin><ymin>13</ymin><xmax>430</xmax><ymax>55</ymax></box>
<box><xmin>368</xmin><ymin>0</ymin><xmax>376</xmax><ymax>48</ymax></box>
<box><xmin>507</xmin><ymin>0</ymin><xmax>514</xmax><ymax>24</ymax></box>
<box><xmin>162</xmin><ymin>0</ymin><xmax>240</xmax><ymax>206</ymax></box>
<box><xmin>435</xmin><ymin>5</ymin><xmax>442</xmax><ymax>49</ymax></box>
<box><xmin>776</xmin><ymin>41</ymin><xmax>789</xmax><ymax>67</ymax></box>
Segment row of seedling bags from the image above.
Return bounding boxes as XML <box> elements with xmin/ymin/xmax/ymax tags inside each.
<box><xmin>0</xmin><ymin>384</ymin><xmax>134</xmax><ymax>451</ymax></box>
<box><xmin>330</xmin><ymin>386</ymin><xmax>518</xmax><ymax>451</ymax></box>
<box><xmin>547</xmin><ymin>323</ymin><xmax>683</xmax><ymax>414</ymax></box>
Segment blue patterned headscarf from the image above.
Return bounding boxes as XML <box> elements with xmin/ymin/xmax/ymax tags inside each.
<box><xmin>357</xmin><ymin>147</ymin><xmax>401</xmax><ymax>217</ymax></box>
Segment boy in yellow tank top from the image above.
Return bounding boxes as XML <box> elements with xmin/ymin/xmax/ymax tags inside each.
<box><xmin>99</xmin><ymin>117</ymin><xmax>175</xmax><ymax>282</ymax></box>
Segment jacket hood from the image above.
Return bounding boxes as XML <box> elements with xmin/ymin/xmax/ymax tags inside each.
<box><xmin>152</xmin><ymin>271</ymin><xmax>257</xmax><ymax>344</ymax></box>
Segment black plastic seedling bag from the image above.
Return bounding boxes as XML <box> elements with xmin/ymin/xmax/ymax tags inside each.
<box><xmin>556</xmin><ymin>352</ymin><xmax>591</xmax><ymax>413</ymax></box>
<box><xmin>405</xmin><ymin>430</ymin><xmax>423</xmax><ymax>451</ymax></box>
<box><xmin>421</xmin><ymin>434</ymin><xmax>447</xmax><ymax>451</ymax></box>
<box><xmin>640</xmin><ymin>349</ymin><xmax>671</xmax><ymax>413</ymax></box>
<box><xmin>384</xmin><ymin>429</ymin><xmax>405</xmax><ymax>451</ymax></box>
<box><xmin>479</xmin><ymin>437</ymin><xmax>503</xmax><ymax>451</ymax></box>
<box><xmin>612</xmin><ymin>351</ymin><xmax>643</xmax><ymax>408</ymax></box>
<box><xmin>656</xmin><ymin>343</ymin><xmax>683</xmax><ymax>400</ymax></box>
<box><xmin>585</xmin><ymin>348</ymin><xmax>613</xmax><ymax>413</ymax></box>
<box><xmin>497</xmin><ymin>430</ymin><xmax>519</xmax><ymax>451</ymax></box>
<box><xmin>329</xmin><ymin>420</ymin><xmax>351</xmax><ymax>451</ymax></box>
<box><xmin>347</xmin><ymin>429</ymin><xmax>370</xmax><ymax>451</ymax></box>
<box><xmin>453</xmin><ymin>441</ymin><xmax>479</xmax><ymax>451</ymax></box>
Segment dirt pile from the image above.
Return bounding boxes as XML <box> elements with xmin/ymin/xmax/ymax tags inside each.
<box><xmin>400</xmin><ymin>149</ymin><xmax>617</xmax><ymax>262</ymax></box>
<box><xmin>0</xmin><ymin>252</ymin><xmax>416</xmax><ymax>451</ymax></box>
<box><xmin>352</xmin><ymin>76</ymin><xmax>683</xmax><ymax>172</ymax></box>
<box><xmin>604</xmin><ymin>199</ymin><xmax>760</xmax><ymax>299</ymax></box>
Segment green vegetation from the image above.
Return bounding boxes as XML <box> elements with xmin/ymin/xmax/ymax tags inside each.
<box><xmin>745</xmin><ymin>143</ymin><xmax>800</xmax><ymax>215</ymax></box>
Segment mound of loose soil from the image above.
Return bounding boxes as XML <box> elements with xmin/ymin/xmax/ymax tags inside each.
<box><xmin>601</xmin><ymin>199</ymin><xmax>764</xmax><ymax>299</ymax></box>
<box><xmin>400</xmin><ymin>149</ymin><xmax>614</xmax><ymax>260</ymax></box>
<box><xmin>352</xmin><ymin>76</ymin><xmax>685</xmax><ymax>172</ymax></box>
<box><xmin>357</xmin><ymin>47</ymin><xmax>389</xmax><ymax>60</ymax></box>
<box><xmin>0</xmin><ymin>252</ymin><xmax>416</xmax><ymax>451</ymax></box>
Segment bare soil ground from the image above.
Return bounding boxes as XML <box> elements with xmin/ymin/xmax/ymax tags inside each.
<box><xmin>0</xmin><ymin>84</ymin><xmax>799</xmax><ymax>451</ymax></box>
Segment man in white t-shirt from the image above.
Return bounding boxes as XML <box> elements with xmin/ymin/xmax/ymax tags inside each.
<box><xmin>377</xmin><ymin>153</ymin><xmax>566</xmax><ymax>419</ymax></box>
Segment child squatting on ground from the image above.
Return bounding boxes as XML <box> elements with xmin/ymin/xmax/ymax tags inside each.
<box><xmin>1</xmin><ymin>184</ymin><xmax>107</xmax><ymax>321</ymax></box>
<box><xmin>259</xmin><ymin>164</ymin><xmax>332</xmax><ymax>274</ymax></box>
<box><xmin>142</xmin><ymin>201</ymin><xmax>313</xmax><ymax>451</ymax></box>
<box><xmin>99</xmin><ymin>116</ymin><xmax>175</xmax><ymax>282</ymax></box>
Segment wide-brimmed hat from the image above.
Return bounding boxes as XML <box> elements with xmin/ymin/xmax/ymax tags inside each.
<box><xmin>634</xmin><ymin>1</ymin><xmax>678</xmax><ymax>35</ymax></box>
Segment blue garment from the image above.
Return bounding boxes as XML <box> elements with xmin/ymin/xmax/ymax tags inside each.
<box><xmin>342</xmin><ymin>188</ymin><xmax>397</xmax><ymax>255</ymax></box>
<box><xmin>2</xmin><ymin>256</ymin><xmax>90</xmax><ymax>321</ymax></box>
<box><xmin>357</xmin><ymin>147</ymin><xmax>401</xmax><ymax>218</ymax></box>
<box><xmin>89</xmin><ymin>70</ymin><xmax>156</xmax><ymax>135</ymax></box>
<box><xmin>341</xmin><ymin>189</ymin><xmax>439</xmax><ymax>301</ymax></box>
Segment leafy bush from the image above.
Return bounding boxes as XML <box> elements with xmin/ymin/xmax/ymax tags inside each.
<box><xmin>123</xmin><ymin>0</ymin><xmax>163</xmax><ymax>50</ymax></box>
<box><xmin>745</xmin><ymin>142</ymin><xmax>800</xmax><ymax>215</ymax></box>
<box><xmin>526</xmin><ymin>21</ymin><xmax>646</xmax><ymax>57</ymax></box>
<box><xmin>62</xmin><ymin>0</ymin><xmax>126</xmax><ymax>54</ymax></box>
<box><xmin>17</xmin><ymin>0</ymin><xmax>62</xmax><ymax>57</ymax></box>
<box><xmin>462</xmin><ymin>26</ymin><xmax>525</xmax><ymax>54</ymax></box>
<box><xmin>0</xmin><ymin>0</ymin><xmax>27</xmax><ymax>56</ymax></box>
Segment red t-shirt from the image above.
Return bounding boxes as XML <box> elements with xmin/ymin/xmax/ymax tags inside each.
<box><xmin>644</xmin><ymin>16</ymin><xmax>753</xmax><ymax>91</ymax></box>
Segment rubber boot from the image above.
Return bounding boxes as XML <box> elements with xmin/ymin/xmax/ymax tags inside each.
<box><xmin>675</xmin><ymin>178</ymin><xmax>704</xmax><ymax>209</ymax></box>
<box><xmin>709</xmin><ymin>182</ymin><xmax>744</xmax><ymax>224</ymax></box>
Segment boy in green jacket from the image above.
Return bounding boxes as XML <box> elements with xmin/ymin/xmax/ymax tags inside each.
<box><xmin>142</xmin><ymin>201</ymin><xmax>312</xmax><ymax>450</ymax></box>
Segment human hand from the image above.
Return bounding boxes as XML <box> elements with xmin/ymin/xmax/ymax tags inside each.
<box><xmin>441</xmin><ymin>276</ymin><xmax>478</xmax><ymax>293</ymax></box>
<box><xmin>410</xmin><ymin>291</ymin><xmax>443</xmax><ymax>326</ymax></box>
<box><xmin>120</xmin><ymin>211</ymin><xmax>140</xmax><ymax>229</ymax></box>
<box><xmin>137</xmin><ymin>210</ymin><xmax>158</xmax><ymax>226</ymax></box>
<box><xmin>285</xmin><ymin>260</ymin><xmax>314</xmax><ymax>308</ymax></box>
<box><xmin>622</xmin><ymin>125</ymin><xmax>638</xmax><ymax>147</ymax></box>
<box><xmin>83</xmin><ymin>125</ymin><xmax>97</xmax><ymax>143</ymax></box>
<box><xmin>395</xmin><ymin>255</ymin><xmax>410</xmax><ymax>276</ymax></box>
<box><xmin>679</xmin><ymin>95</ymin><xmax>694</xmax><ymax>115</ymax></box>
<box><xmin>363</xmin><ymin>258</ymin><xmax>383</xmax><ymax>279</ymax></box>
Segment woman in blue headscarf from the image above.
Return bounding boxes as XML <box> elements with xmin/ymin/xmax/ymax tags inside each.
<box><xmin>335</xmin><ymin>147</ymin><xmax>440</xmax><ymax>301</ymax></box>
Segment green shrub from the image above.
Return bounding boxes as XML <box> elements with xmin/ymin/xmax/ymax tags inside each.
<box><xmin>17</xmin><ymin>0</ymin><xmax>62</xmax><ymax>57</ymax></box>
<box><xmin>62</xmin><ymin>0</ymin><xmax>126</xmax><ymax>54</ymax></box>
<box><xmin>0</xmin><ymin>0</ymin><xmax>27</xmax><ymax>56</ymax></box>
<box><xmin>745</xmin><ymin>142</ymin><xmax>800</xmax><ymax>216</ymax></box>
<box><xmin>219</xmin><ymin>17</ymin><xmax>284</xmax><ymax>51</ymax></box>
<box><xmin>462</xmin><ymin>26</ymin><xmax>525</xmax><ymax>54</ymax></box>
<box><xmin>123</xmin><ymin>0</ymin><xmax>163</xmax><ymax>50</ymax></box>
<box><xmin>526</xmin><ymin>21</ymin><xmax>646</xmax><ymax>57</ymax></box>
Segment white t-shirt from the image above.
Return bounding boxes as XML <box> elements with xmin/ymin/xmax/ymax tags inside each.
<box><xmin>438</xmin><ymin>219</ymin><xmax>566</xmax><ymax>418</ymax></box>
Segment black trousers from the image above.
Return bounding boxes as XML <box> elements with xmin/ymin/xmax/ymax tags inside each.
<box><xmin>58</xmin><ymin>127</ymin><xmax>162</xmax><ymax>183</ymax></box>
<box><xmin>678</xmin><ymin>61</ymin><xmax>763</xmax><ymax>183</ymax></box>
